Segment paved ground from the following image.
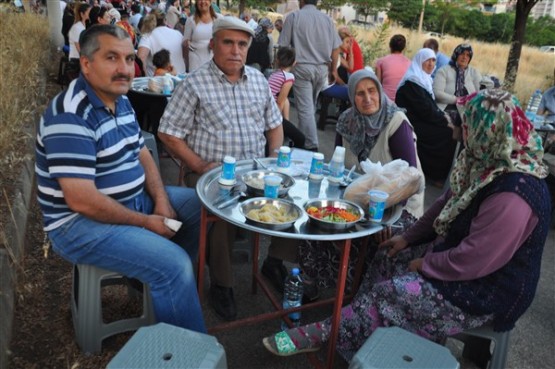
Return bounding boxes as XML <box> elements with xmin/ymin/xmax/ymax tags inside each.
<box><xmin>157</xmin><ymin>103</ymin><xmax>554</xmax><ymax>369</ymax></box>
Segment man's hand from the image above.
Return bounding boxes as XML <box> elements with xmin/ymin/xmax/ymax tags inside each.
<box><xmin>408</xmin><ymin>258</ymin><xmax>423</xmax><ymax>273</ymax></box>
<box><xmin>196</xmin><ymin>160</ymin><xmax>219</xmax><ymax>174</ymax></box>
<box><xmin>144</xmin><ymin>214</ymin><xmax>177</xmax><ymax>238</ymax></box>
<box><xmin>153</xmin><ymin>200</ymin><xmax>176</xmax><ymax>219</ymax></box>
<box><xmin>378</xmin><ymin>235</ymin><xmax>409</xmax><ymax>257</ymax></box>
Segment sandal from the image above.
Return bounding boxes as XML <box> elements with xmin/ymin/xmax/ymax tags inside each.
<box><xmin>263</xmin><ymin>331</ymin><xmax>321</xmax><ymax>356</ymax></box>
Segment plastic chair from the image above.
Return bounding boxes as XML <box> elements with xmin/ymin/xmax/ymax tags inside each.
<box><xmin>71</xmin><ymin>264</ymin><xmax>156</xmax><ymax>353</ymax></box>
<box><xmin>141</xmin><ymin>130</ymin><xmax>159</xmax><ymax>169</ymax></box>
<box><xmin>451</xmin><ymin>325</ymin><xmax>511</xmax><ymax>369</ymax></box>
<box><xmin>106</xmin><ymin>323</ymin><xmax>227</xmax><ymax>369</ymax></box>
<box><xmin>349</xmin><ymin>326</ymin><xmax>459</xmax><ymax>369</ymax></box>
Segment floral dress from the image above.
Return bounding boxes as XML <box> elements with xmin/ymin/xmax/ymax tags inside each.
<box><xmin>329</xmin><ymin>244</ymin><xmax>492</xmax><ymax>361</ymax></box>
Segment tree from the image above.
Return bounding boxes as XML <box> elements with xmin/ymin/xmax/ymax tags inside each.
<box><xmin>388</xmin><ymin>0</ymin><xmax>423</xmax><ymax>29</ymax></box>
<box><xmin>349</xmin><ymin>0</ymin><xmax>388</xmax><ymax>23</ymax></box>
<box><xmin>319</xmin><ymin>0</ymin><xmax>346</xmax><ymax>16</ymax></box>
<box><xmin>503</xmin><ymin>0</ymin><xmax>541</xmax><ymax>92</ymax></box>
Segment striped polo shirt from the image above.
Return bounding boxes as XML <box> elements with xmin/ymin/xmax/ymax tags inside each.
<box><xmin>35</xmin><ymin>75</ymin><xmax>145</xmax><ymax>231</ymax></box>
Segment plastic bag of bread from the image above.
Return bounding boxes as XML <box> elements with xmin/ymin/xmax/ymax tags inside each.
<box><xmin>343</xmin><ymin>159</ymin><xmax>424</xmax><ymax>210</ymax></box>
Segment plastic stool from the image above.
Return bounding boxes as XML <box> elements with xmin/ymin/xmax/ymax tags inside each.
<box><xmin>71</xmin><ymin>264</ymin><xmax>156</xmax><ymax>353</ymax></box>
<box><xmin>107</xmin><ymin>323</ymin><xmax>227</xmax><ymax>369</ymax></box>
<box><xmin>451</xmin><ymin>325</ymin><xmax>510</xmax><ymax>369</ymax></box>
<box><xmin>142</xmin><ymin>130</ymin><xmax>159</xmax><ymax>169</ymax></box>
<box><xmin>349</xmin><ymin>327</ymin><xmax>459</xmax><ymax>369</ymax></box>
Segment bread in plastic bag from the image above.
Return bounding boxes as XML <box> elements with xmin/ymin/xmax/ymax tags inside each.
<box><xmin>343</xmin><ymin>159</ymin><xmax>425</xmax><ymax>210</ymax></box>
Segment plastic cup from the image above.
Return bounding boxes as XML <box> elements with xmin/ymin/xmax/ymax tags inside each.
<box><xmin>368</xmin><ymin>190</ymin><xmax>389</xmax><ymax>222</ymax></box>
<box><xmin>264</xmin><ymin>175</ymin><xmax>283</xmax><ymax>198</ymax></box>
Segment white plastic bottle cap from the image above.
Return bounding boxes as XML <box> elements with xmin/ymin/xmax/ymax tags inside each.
<box><xmin>223</xmin><ymin>155</ymin><xmax>236</xmax><ymax>164</ymax></box>
<box><xmin>313</xmin><ymin>152</ymin><xmax>324</xmax><ymax>160</ymax></box>
<box><xmin>279</xmin><ymin>146</ymin><xmax>291</xmax><ymax>154</ymax></box>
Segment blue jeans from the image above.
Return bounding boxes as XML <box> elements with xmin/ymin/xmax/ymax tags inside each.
<box><xmin>48</xmin><ymin>186</ymin><xmax>206</xmax><ymax>333</ymax></box>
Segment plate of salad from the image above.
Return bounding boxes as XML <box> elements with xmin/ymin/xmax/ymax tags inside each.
<box><xmin>304</xmin><ymin>199</ymin><xmax>364</xmax><ymax>230</ymax></box>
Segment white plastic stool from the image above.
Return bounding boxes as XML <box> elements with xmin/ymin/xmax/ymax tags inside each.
<box><xmin>451</xmin><ymin>325</ymin><xmax>511</xmax><ymax>369</ymax></box>
<box><xmin>107</xmin><ymin>323</ymin><xmax>227</xmax><ymax>369</ymax></box>
<box><xmin>71</xmin><ymin>264</ymin><xmax>156</xmax><ymax>353</ymax></box>
<box><xmin>349</xmin><ymin>326</ymin><xmax>459</xmax><ymax>369</ymax></box>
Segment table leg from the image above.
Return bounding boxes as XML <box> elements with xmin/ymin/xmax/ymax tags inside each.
<box><xmin>326</xmin><ymin>238</ymin><xmax>352</xmax><ymax>369</ymax></box>
<box><xmin>197</xmin><ymin>206</ymin><xmax>209</xmax><ymax>298</ymax></box>
<box><xmin>251</xmin><ymin>233</ymin><xmax>260</xmax><ymax>294</ymax></box>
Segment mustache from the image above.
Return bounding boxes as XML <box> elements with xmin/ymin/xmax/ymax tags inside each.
<box><xmin>112</xmin><ymin>74</ymin><xmax>131</xmax><ymax>81</ymax></box>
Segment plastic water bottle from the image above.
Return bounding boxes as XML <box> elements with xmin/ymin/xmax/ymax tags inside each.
<box><xmin>525</xmin><ymin>89</ymin><xmax>543</xmax><ymax>124</ymax></box>
<box><xmin>162</xmin><ymin>75</ymin><xmax>172</xmax><ymax>95</ymax></box>
<box><xmin>327</xmin><ymin>146</ymin><xmax>345</xmax><ymax>183</ymax></box>
<box><xmin>281</xmin><ymin>268</ymin><xmax>303</xmax><ymax>330</ymax></box>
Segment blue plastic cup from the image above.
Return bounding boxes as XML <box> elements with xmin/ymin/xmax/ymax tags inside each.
<box><xmin>368</xmin><ymin>190</ymin><xmax>389</xmax><ymax>222</ymax></box>
<box><xmin>264</xmin><ymin>175</ymin><xmax>282</xmax><ymax>198</ymax></box>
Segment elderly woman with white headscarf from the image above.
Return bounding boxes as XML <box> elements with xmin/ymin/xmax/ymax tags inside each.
<box><xmin>396</xmin><ymin>48</ymin><xmax>457</xmax><ymax>187</ymax></box>
<box><xmin>296</xmin><ymin>69</ymin><xmax>425</xmax><ymax>293</ymax></box>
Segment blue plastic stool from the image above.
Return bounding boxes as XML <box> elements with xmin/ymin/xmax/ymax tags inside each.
<box><xmin>107</xmin><ymin>323</ymin><xmax>227</xmax><ymax>369</ymax></box>
<box><xmin>349</xmin><ymin>327</ymin><xmax>459</xmax><ymax>369</ymax></box>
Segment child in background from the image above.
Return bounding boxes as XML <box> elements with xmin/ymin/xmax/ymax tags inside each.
<box><xmin>267</xmin><ymin>47</ymin><xmax>305</xmax><ymax>149</ymax></box>
<box><xmin>152</xmin><ymin>49</ymin><xmax>176</xmax><ymax>76</ymax></box>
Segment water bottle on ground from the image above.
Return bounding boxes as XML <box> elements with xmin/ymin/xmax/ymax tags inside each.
<box><xmin>281</xmin><ymin>268</ymin><xmax>303</xmax><ymax>330</ymax></box>
<box><xmin>525</xmin><ymin>89</ymin><xmax>543</xmax><ymax>124</ymax></box>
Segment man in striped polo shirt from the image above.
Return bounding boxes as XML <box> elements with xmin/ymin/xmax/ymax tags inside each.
<box><xmin>35</xmin><ymin>25</ymin><xmax>206</xmax><ymax>333</ymax></box>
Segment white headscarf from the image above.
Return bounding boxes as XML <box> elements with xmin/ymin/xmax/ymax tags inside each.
<box><xmin>398</xmin><ymin>48</ymin><xmax>436</xmax><ymax>99</ymax></box>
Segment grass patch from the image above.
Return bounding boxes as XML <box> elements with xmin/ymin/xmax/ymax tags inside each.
<box><xmin>0</xmin><ymin>12</ymin><xmax>50</xmax><ymax>170</ymax></box>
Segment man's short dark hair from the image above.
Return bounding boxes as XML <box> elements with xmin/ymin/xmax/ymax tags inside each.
<box><xmin>303</xmin><ymin>0</ymin><xmax>318</xmax><ymax>5</ymax></box>
<box><xmin>276</xmin><ymin>47</ymin><xmax>296</xmax><ymax>69</ymax></box>
<box><xmin>423</xmin><ymin>38</ymin><xmax>439</xmax><ymax>53</ymax></box>
<box><xmin>79</xmin><ymin>25</ymin><xmax>131</xmax><ymax>59</ymax></box>
<box><xmin>389</xmin><ymin>34</ymin><xmax>406</xmax><ymax>53</ymax></box>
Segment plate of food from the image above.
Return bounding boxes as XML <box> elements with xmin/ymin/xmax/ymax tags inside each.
<box><xmin>241</xmin><ymin>170</ymin><xmax>295</xmax><ymax>197</ymax></box>
<box><xmin>240</xmin><ymin>197</ymin><xmax>302</xmax><ymax>230</ymax></box>
<box><xmin>304</xmin><ymin>198</ymin><xmax>364</xmax><ymax>231</ymax></box>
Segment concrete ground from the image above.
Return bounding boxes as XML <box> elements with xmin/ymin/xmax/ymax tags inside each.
<box><xmin>157</xmin><ymin>102</ymin><xmax>555</xmax><ymax>369</ymax></box>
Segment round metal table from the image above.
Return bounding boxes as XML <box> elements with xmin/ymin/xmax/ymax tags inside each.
<box><xmin>196</xmin><ymin>157</ymin><xmax>402</xmax><ymax>239</ymax></box>
<box><xmin>195</xmin><ymin>155</ymin><xmax>402</xmax><ymax>369</ymax></box>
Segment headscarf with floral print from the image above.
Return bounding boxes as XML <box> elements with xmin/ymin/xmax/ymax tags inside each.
<box><xmin>433</xmin><ymin>89</ymin><xmax>547</xmax><ymax>236</ymax></box>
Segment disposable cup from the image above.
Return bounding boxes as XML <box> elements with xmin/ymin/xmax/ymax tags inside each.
<box><xmin>264</xmin><ymin>175</ymin><xmax>283</xmax><ymax>198</ymax></box>
<box><xmin>368</xmin><ymin>190</ymin><xmax>389</xmax><ymax>222</ymax></box>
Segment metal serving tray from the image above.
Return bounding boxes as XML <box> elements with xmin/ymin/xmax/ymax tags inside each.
<box><xmin>196</xmin><ymin>155</ymin><xmax>402</xmax><ymax>240</ymax></box>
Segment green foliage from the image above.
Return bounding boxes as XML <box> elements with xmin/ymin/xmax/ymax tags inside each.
<box><xmin>389</xmin><ymin>0</ymin><xmax>553</xmax><ymax>47</ymax></box>
<box><xmin>349</xmin><ymin>0</ymin><xmax>388</xmax><ymax>22</ymax></box>
<box><xmin>483</xmin><ymin>12</ymin><xmax>514</xmax><ymax>43</ymax></box>
<box><xmin>359</xmin><ymin>22</ymin><xmax>390</xmax><ymax>66</ymax></box>
<box><xmin>388</xmin><ymin>0</ymin><xmax>423</xmax><ymax>29</ymax></box>
<box><xmin>320</xmin><ymin>0</ymin><xmax>346</xmax><ymax>13</ymax></box>
<box><xmin>526</xmin><ymin>16</ymin><xmax>555</xmax><ymax>46</ymax></box>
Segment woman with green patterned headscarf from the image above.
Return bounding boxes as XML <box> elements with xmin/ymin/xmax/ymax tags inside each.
<box><xmin>262</xmin><ymin>89</ymin><xmax>551</xmax><ymax>362</ymax></box>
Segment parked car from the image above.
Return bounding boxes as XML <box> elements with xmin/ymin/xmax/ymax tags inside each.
<box><xmin>540</xmin><ymin>46</ymin><xmax>555</xmax><ymax>54</ymax></box>
<box><xmin>348</xmin><ymin>19</ymin><xmax>374</xmax><ymax>29</ymax></box>
<box><xmin>425</xmin><ymin>31</ymin><xmax>446</xmax><ymax>39</ymax></box>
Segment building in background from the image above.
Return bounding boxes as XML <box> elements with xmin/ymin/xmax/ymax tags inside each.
<box><xmin>530</xmin><ymin>0</ymin><xmax>555</xmax><ymax>19</ymax></box>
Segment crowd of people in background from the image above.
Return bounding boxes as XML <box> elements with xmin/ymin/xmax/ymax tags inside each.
<box><xmin>38</xmin><ymin>0</ymin><xmax>553</xmax><ymax>366</ymax></box>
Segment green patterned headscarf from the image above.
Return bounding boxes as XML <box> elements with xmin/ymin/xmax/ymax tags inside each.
<box><xmin>433</xmin><ymin>89</ymin><xmax>547</xmax><ymax>236</ymax></box>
